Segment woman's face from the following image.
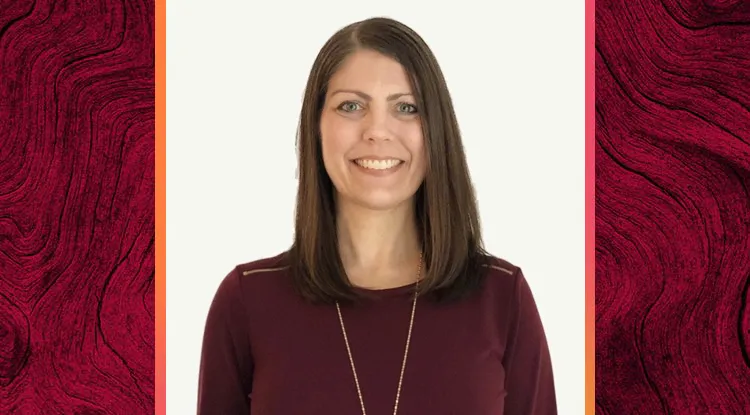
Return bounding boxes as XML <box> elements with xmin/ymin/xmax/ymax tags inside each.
<box><xmin>320</xmin><ymin>49</ymin><xmax>427</xmax><ymax>211</ymax></box>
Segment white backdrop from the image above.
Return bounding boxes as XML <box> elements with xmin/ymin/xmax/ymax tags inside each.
<box><xmin>166</xmin><ymin>2</ymin><xmax>585</xmax><ymax>414</ymax></box>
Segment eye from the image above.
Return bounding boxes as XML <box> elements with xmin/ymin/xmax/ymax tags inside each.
<box><xmin>337</xmin><ymin>101</ymin><xmax>363</xmax><ymax>112</ymax></box>
<box><xmin>396</xmin><ymin>102</ymin><xmax>418</xmax><ymax>114</ymax></box>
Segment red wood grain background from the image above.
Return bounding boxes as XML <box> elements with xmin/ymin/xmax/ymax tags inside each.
<box><xmin>596</xmin><ymin>0</ymin><xmax>750</xmax><ymax>413</ymax></box>
<box><xmin>0</xmin><ymin>0</ymin><xmax>154</xmax><ymax>413</ymax></box>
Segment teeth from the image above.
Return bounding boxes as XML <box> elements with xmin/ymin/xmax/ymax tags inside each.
<box><xmin>355</xmin><ymin>159</ymin><xmax>402</xmax><ymax>170</ymax></box>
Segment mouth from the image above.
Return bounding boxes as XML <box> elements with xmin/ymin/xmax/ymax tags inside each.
<box><xmin>352</xmin><ymin>158</ymin><xmax>404</xmax><ymax>171</ymax></box>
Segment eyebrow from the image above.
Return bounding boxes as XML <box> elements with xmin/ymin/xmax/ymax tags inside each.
<box><xmin>329</xmin><ymin>89</ymin><xmax>413</xmax><ymax>101</ymax></box>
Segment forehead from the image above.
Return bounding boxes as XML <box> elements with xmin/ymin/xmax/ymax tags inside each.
<box><xmin>328</xmin><ymin>49</ymin><xmax>413</xmax><ymax>92</ymax></box>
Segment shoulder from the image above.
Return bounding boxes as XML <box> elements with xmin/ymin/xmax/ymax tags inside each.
<box><xmin>480</xmin><ymin>254</ymin><xmax>522</xmax><ymax>288</ymax></box>
<box><xmin>209</xmin><ymin>251</ymin><xmax>291</xmax><ymax>307</ymax></box>
<box><xmin>235</xmin><ymin>251</ymin><xmax>290</xmax><ymax>278</ymax></box>
<box><xmin>482</xmin><ymin>255</ymin><xmax>518</xmax><ymax>278</ymax></box>
<box><xmin>215</xmin><ymin>251</ymin><xmax>298</xmax><ymax>310</ymax></box>
<box><xmin>213</xmin><ymin>251</ymin><xmax>289</xmax><ymax>291</ymax></box>
<box><xmin>475</xmin><ymin>254</ymin><xmax>535</xmax><ymax>307</ymax></box>
<box><xmin>227</xmin><ymin>251</ymin><xmax>292</xmax><ymax>296</ymax></box>
<box><xmin>480</xmin><ymin>254</ymin><xmax>542</xmax><ymax>317</ymax></box>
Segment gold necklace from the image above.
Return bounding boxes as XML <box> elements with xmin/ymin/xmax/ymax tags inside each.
<box><xmin>335</xmin><ymin>253</ymin><xmax>423</xmax><ymax>415</ymax></box>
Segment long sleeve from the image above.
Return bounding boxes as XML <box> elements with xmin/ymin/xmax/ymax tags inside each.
<box><xmin>502</xmin><ymin>268</ymin><xmax>558</xmax><ymax>414</ymax></box>
<box><xmin>197</xmin><ymin>268</ymin><xmax>254</xmax><ymax>414</ymax></box>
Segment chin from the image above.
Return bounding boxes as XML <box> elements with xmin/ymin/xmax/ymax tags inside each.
<box><xmin>347</xmin><ymin>192</ymin><xmax>413</xmax><ymax>212</ymax></box>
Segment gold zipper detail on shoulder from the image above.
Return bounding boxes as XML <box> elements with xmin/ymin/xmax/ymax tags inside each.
<box><xmin>241</xmin><ymin>266</ymin><xmax>288</xmax><ymax>276</ymax></box>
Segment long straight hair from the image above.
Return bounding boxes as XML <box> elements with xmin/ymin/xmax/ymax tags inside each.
<box><xmin>287</xmin><ymin>17</ymin><xmax>490</xmax><ymax>304</ymax></box>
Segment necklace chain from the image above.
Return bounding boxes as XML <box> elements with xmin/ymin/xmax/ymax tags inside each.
<box><xmin>335</xmin><ymin>253</ymin><xmax>423</xmax><ymax>415</ymax></box>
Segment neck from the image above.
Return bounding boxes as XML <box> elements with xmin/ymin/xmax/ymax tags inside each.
<box><xmin>336</xmin><ymin>198</ymin><xmax>422</xmax><ymax>290</ymax></box>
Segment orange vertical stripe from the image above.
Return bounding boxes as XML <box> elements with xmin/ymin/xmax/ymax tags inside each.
<box><xmin>585</xmin><ymin>0</ymin><xmax>596</xmax><ymax>413</ymax></box>
<box><xmin>155</xmin><ymin>0</ymin><xmax>166</xmax><ymax>414</ymax></box>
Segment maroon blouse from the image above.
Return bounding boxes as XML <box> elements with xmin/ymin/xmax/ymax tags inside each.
<box><xmin>197</xmin><ymin>252</ymin><xmax>557</xmax><ymax>414</ymax></box>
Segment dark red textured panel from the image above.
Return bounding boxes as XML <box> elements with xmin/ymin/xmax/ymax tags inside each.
<box><xmin>596</xmin><ymin>0</ymin><xmax>750</xmax><ymax>414</ymax></box>
<box><xmin>0</xmin><ymin>0</ymin><xmax>154</xmax><ymax>413</ymax></box>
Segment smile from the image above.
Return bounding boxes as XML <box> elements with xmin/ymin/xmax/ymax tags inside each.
<box><xmin>353</xmin><ymin>159</ymin><xmax>404</xmax><ymax>170</ymax></box>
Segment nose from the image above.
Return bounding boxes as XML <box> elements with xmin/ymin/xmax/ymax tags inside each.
<box><xmin>362</xmin><ymin>106</ymin><xmax>392</xmax><ymax>142</ymax></box>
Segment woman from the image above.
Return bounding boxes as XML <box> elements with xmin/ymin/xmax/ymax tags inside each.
<box><xmin>197</xmin><ymin>16</ymin><xmax>557</xmax><ymax>415</ymax></box>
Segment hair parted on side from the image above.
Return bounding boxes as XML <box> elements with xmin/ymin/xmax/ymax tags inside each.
<box><xmin>287</xmin><ymin>16</ymin><xmax>490</xmax><ymax>305</ymax></box>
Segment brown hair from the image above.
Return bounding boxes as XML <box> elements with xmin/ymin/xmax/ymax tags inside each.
<box><xmin>287</xmin><ymin>16</ymin><xmax>490</xmax><ymax>304</ymax></box>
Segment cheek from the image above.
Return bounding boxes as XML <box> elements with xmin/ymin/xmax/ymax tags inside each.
<box><xmin>400</xmin><ymin>124</ymin><xmax>426</xmax><ymax>167</ymax></box>
<box><xmin>320</xmin><ymin>117</ymin><xmax>357</xmax><ymax>166</ymax></box>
